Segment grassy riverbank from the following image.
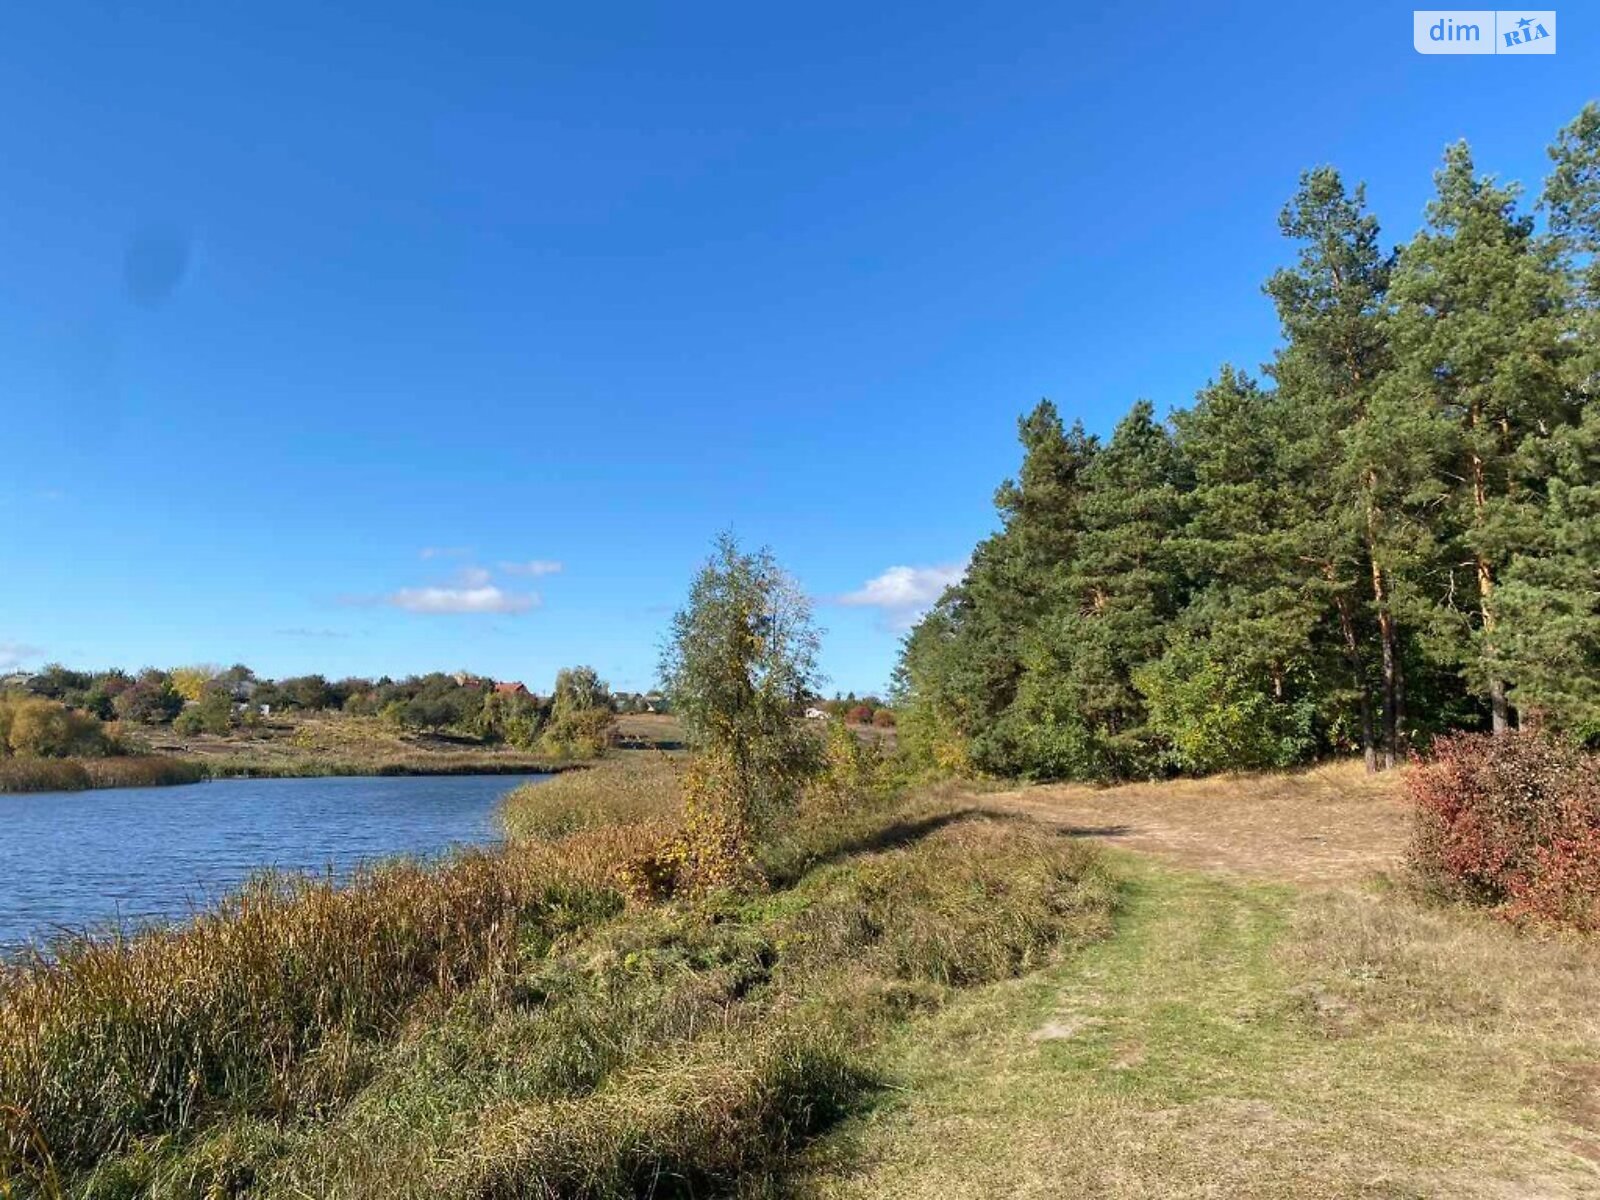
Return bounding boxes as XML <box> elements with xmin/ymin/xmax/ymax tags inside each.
<box><xmin>0</xmin><ymin>751</ymin><xmax>554</xmax><ymax>794</ymax></box>
<box><xmin>137</xmin><ymin>712</ymin><xmax>570</xmax><ymax>779</ymax></box>
<box><xmin>0</xmin><ymin>754</ymin><xmax>1116</xmax><ymax>1196</ymax></box>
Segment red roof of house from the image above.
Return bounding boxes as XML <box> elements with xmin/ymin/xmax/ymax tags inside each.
<box><xmin>494</xmin><ymin>681</ymin><xmax>529</xmax><ymax>695</ymax></box>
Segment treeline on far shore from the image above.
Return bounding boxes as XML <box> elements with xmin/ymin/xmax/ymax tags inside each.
<box><xmin>0</xmin><ymin>662</ymin><xmax>628</xmax><ymax>792</ymax></box>
<box><xmin>5</xmin><ymin>662</ymin><xmax>629</xmax><ymax>744</ymax></box>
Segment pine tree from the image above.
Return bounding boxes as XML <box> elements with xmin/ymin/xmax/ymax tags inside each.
<box><xmin>900</xmin><ymin>401</ymin><xmax>1100</xmax><ymax>776</ymax></box>
<box><xmin>1499</xmin><ymin>105</ymin><xmax>1600</xmax><ymax>735</ymax></box>
<box><xmin>1500</xmin><ymin>405</ymin><xmax>1600</xmax><ymax>734</ymax></box>
<box><xmin>1172</xmin><ymin>366</ymin><xmax>1322</xmax><ymax>702</ymax></box>
<box><xmin>1544</xmin><ymin>102</ymin><xmax>1600</xmax><ymax>323</ymax></box>
<box><xmin>1387</xmin><ymin>143</ymin><xmax>1571</xmax><ymax>733</ymax></box>
<box><xmin>891</xmin><ymin>109</ymin><xmax>1600</xmax><ymax>782</ymax></box>
<box><xmin>1019</xmin><ymin>400</ymin><xmax>1188</xmax><ymax>777</ymax></box>
<box><xmin>1264</xmin><ymin>168</ymin><xmax>1395</xmax><ymax>768</ymax></box>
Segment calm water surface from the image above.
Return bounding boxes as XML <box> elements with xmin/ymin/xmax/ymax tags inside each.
<box><xmin>0</xmin><ymin>773</ymin><xmax>547</xmax><ymax>951</ymax></box>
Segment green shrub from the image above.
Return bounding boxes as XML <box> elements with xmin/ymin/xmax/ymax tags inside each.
<box><xmin>112</xmin><ymin>677</ymin><xmax>184</xmax><ymax>725</ymax></box>
<box><xmin>476</xmin><ymin>690</ymin><xmax>544</xmax><ymax>749</ymax></box>
<box><xmin>1134</xmin><ymin>638</ymin><xmax>1315</xmax><ymax>774</ymax></box>
<box><xmin>541</xmin><ymin>667</ymin><xmax>617</xmax><ymax>759</ymax></box>
<box><xmin>803</xmin><ymin>719</ymin><xmax>886</xmax><ymax>817</ymax></box>
<box><xmin>172</xmin><ymin>689</ymin><xmax>236</xmax><ymax>737</ymax></box>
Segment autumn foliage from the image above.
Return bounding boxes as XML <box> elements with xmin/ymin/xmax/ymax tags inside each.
<box><xmin>1407</xmin><ymin>733</ymin><xmax>1600</xmax><ymax>931</ymax></box>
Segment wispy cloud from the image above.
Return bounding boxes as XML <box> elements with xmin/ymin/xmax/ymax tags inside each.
<box><xmin>454</xmin><ymin>566</ymin><xmax>493</xmax><ymax>587</ymax></box>
<box><xmin>0</xmin><ymin>641</ymin><xmax>43</xmax><ymax>671</ymax></box>
<box><xmin>500</xmin><ymin>559</ymin><xmax>564</xmax><ymax>577</ymax></box>
<box><xmin>839</xmin><ymin>563</ymin><xmax>965</xmax><ymax>631</ymax></box>
<box><xmin>388</xmin><ymin>586</ymin><xmax>539</xmax><ymax>615</ymax></box>
<box><xmin>419</xmin><ymin>546</ymin><xmax>471</xmax><ymax>560</ymax></box>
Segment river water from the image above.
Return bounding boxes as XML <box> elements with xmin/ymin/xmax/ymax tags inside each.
<box><xmin>0</xmin><ymin>773</ymin><xmax>546</xmax><ymax>951</ymax></box>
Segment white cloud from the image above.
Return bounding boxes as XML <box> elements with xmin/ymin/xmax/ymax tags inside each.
<box><xmin>387</xmin><ymin>586</ymin><xmax>539</xmax><ymax>615</ymax></box>
<box><xmin>0</xmin><ymin>641</ymin><xmax>42</xmax><ymax>671</ymax></box>
<box><xmin>419</xmin><ymin>546</ymin><xmax>471</xmax><ymax>560</ymax></box>
<box><xmin>500</xmin><ymin>559</ymin><xmax>564</xmax><ymax>577</ymax></box>
<box><xmin>840</xmin><ymin>564</ymin><xmax>965</xmax><ymax>631</ymax></box>
<box><xmin>454</xmin><ymin>566</ymin><xmax>493</xmax><ymax>587</ymax></box>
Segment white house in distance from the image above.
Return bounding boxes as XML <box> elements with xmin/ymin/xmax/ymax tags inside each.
<box><xmin>804</xmin><ymin>706</ymin><xmax>829</xmax><ymax>720</ymax></box>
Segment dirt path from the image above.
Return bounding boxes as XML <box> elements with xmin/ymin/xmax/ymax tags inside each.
<box><xmin>806</xmin><ymin>859</ymin><xmax>1600</xmax><ymax>1199</ymax></box>
<box><xmin>803</xmin><ymin>763</ymin><xmax>1600</xmax><ymax>1198</ymax></box>
<box><xmin>977</xmin><ymin>760</ymin><xmax>1410</xmax><ymax>886</ymax></box>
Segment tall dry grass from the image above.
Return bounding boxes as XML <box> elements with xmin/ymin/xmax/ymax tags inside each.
<box><xmin>437</xmin><ymin>1020</ymin><xmax>866</xmax><ymax>1200</ymax></box>
<box><xmin>83</xmin><ymin>757</ymin><xmax>208</xmax><ymax>789</ymax></box>
<box><xmin>0</xmin><ymin>756</ymin><xmax>208</xmax><ymax>794</ymax></box>
<box><xmin>203</xmin><ymin>754</ymin><xmax>560</xmax><ymax>781</ymax></box>
<box><xmin>0</xmin><ymin>758</ymin><xmax>90</xmax><ymax>793</ymax></box>
<box><xmin>498</xmin><ymin>753</ymin><xmax>682</xmax><ymax>842</ymax></box>
<box><xmin>0</xmin><ymin>845</ymin><xmax>627</xmax><ymax>1177</ymax></box>
<box><xmin>791</xmin><ymin>815</ymin><xmax>1117</xmax><ymax>987</ymax></box>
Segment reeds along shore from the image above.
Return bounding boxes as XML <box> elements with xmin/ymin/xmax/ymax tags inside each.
<box><xmin>0</xmin><ymin>752</ymin><xmax>569</xmax><ymax>794</ymax></box>
<box><xmin>0</xmin><ymin>755</ymin><xmax>209</xmax><ymax>793</ymax></box>
<box><xmin>0</xmin><ymin>753</ymin><xmax>1116</xmax><ymax>1197</ymax></box>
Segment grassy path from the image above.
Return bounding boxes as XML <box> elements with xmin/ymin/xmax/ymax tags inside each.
<box><xmin>801</xmin><ymin>852</ymin><xmax>1600</xmax><ymax>1198</ymax></box>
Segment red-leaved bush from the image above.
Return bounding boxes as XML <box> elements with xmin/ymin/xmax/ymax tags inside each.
<box><xmin>1407</xmin><ymin>732</ymin><xmax>1600</xmax><ymax>931</ymax></box>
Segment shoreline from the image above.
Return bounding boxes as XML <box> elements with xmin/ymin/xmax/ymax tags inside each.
<box><xmin>0</xmin><ymin>754</ymin><xmax>578</xmax><ymax>795</ymax></box>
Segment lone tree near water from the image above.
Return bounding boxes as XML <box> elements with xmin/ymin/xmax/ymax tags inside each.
<box><xmin>658</xmin><ymin>534</ymin><xmax>823</xmax><ymax>887</ymax></box>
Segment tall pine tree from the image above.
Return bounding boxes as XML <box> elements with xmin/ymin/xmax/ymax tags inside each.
<box><xmin>1014</xmin><ymin>400</ymin><xmax>1188</xmax><ymax>778</ymax></box>
<box><xmin>1500</xmin><ymin>105</ymin><xmax>1600</xmax><ymax>735</ymax></box>
<box><xmin>1387</xmin><ymin>143</ymin><xmax>1570</xmax><ymax>733</ymax></box>
<box><xmin>1265</xmin><ymin>168</ymin><xmax>1394</xmax><ymax>768</ymax></box>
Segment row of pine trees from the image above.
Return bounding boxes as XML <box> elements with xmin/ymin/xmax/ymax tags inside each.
<box><xmin>894</xmin><ymin>106</ymin><xmax>1600</xmax><ymax>781</ymax></box>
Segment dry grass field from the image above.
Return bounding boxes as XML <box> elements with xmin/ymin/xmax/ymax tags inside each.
<box><xmin>985</xmin><ymin>759</ymin><xmax>1411</xmax><ymax>884</ymax></box>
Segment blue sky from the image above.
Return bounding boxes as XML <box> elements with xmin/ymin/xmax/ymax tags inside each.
<box><xmin>1</xmin><ymin>2</ymin><xmax>1595</xmax><ymax>695</ymax></box>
